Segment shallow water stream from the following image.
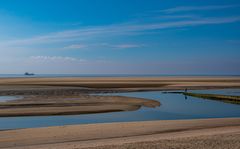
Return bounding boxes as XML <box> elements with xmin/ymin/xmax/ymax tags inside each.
<box><xmin>0</xmin><ymin>96</ymin><xmax>22</xmax><ymax>102</ymax></box>
<box><xmin>0</xmin><ymin>89</ymin><xmax>239</xmax><ymax>130</ymax></box>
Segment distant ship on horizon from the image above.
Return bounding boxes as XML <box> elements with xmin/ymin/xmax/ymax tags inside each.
<box><xmin>24</xmin><ymin>72</ymin><xmax>35</xmax><ymax>76</ymax></box>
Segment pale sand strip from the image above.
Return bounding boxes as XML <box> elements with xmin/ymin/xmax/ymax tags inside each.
<box><xmin>0</xmin><ymin>118</ymin><xmax>239</xmax><ymax>149</ymax></box>
<box><xmin>1</xmin><ymin>77</ymin><xmax>240</xmax><ymax>89</ymax></box>
<box><xmin>8</xmin><ymin>126</ymin><xmax>240</xmax><ymax>149</ymax></box>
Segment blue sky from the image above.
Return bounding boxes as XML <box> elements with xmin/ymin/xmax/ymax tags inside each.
<box><xmin>0</xmin><ymin>0</ymin><xmax>240</xmax><ymax>74</ymax></box>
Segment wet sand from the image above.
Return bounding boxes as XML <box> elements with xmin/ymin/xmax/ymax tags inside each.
<box><xmin>0</xmin><ymin>118</ymin><xmax>239</xmax><ymax>149</ymax></box>
<box><xmin>0</xmin><ymin>95</ymin><xmax>160</xmax><ymax>117</ymax></box>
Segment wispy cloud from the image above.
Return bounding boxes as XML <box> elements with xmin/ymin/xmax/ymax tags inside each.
<box><xmin>157</xmin><ymin>15</ymin><xmax>198</xmax><ymax>19</ymax></box>
<box><xmin>161</xmin><ymin>5</ymin><xmax>239</xmax><ymax>13</ymax></box>
<box><xmin>1</xmin><ymin>4</ymin><xmax>240</xmax><ymax>51</ymax></box>
<box><xmin>1</xmin><ymin>16</ymin><xmax>240</xmax><ymax>48</ymax></box>
<box><xmin>112</xmin><ymin>44</ymin><xmax>144</xmax><ymax>49</ymax></box>
<box><xmin>63</xmin><ymin>44</ymin><xmax>87</xmax><ymax>49</ymax></box>
<box><xmin>30</xmin><ymin>56</ymin><xmax>85</xmax><ymax>63</ymax></box>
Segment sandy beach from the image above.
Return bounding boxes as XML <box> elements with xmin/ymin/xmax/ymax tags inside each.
<box><xmin>0</xmin><ymin>77</ymin><xmax>240</xmax><ymax>148</ymax></box>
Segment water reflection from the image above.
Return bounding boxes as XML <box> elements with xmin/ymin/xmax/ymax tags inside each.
<box><xmin>0</xmin><ymin>96</ymin><xmax>22</xmax><ymax>102</ymax></box>
<box><xmin>0</xmin><ymin>89</ymin><xmax>239</xmax><ymax>130</ymax></box>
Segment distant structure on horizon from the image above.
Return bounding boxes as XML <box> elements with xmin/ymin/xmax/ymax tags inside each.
<box><xmin>24</xmin><ymin>72</ymin><xmax>35</xmax><ymax>76</ymax></box>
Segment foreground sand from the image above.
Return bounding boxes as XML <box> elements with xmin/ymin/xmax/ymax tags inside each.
<box><xmin>0</xmin><ymin>118</ymin><xmax>239</xmax><ymax>149</ymax></box>
<box><xmin>85</xmin><ymin>132</ymin><xmax>240</xmax><ymax>149</ymax></box>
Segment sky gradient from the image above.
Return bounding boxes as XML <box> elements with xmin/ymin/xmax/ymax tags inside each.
<box><xmin>0</xmin><ymin>0</ymin><xmax>240</xmax><ymax>75</ymax></box>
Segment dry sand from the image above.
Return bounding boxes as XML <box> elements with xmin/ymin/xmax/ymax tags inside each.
<box><xmin>0</xmin><ymin>118</ymin><xmax>239</xmax><ymax>149</ymax></box>
<box><xmin>1</xmin><ymin>76</ymin><xmax>240</xmax><ymax>90</ymax></box>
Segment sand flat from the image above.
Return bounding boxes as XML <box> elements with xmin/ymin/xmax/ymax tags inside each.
<box><xmin>1</xmin><ymin>76</ymin><xmax>240</xmax><ymax>89</ymax></box>
<box><xmin>1</xmin><ymin>76</ymin><xmax>240</xmax><ymax>117</ymax></box>
<box><xmin>0</xmin><ymin>118</ymin><xmax>239</xmax><ymax>149</ymax></box>
<box><xmin>0</xmin><ymin>95</ymin><xmax>160</xmax><ymax>117</ymax></box>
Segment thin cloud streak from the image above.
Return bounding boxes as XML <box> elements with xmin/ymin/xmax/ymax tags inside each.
<box><xmin>63</xmin><ymin>44</ymin><xmax>87</xmax><ymax>49</ymax></box>
<box><xmin>112</xmin><ymin>44</ymin><xmax>144</xmax><ymax>49</ymax></box>
<box><xmin>30</xmin><ymin>56</ymin><xmax>85</xmax><ymax>63</ymax></box>
<box><xmin>161</xmin><ymin>5</ymin><xmax>239</xmax><ymax>13</ymax></box>
<box><xmin>157</xmin><ymin>15</ymin><xmax>198</xmax><ymax>19</ymax></box>
<box><xmin>1</xmin><ymin>16</ymin><xmax>240</xmax><ymax>47</ymax></box>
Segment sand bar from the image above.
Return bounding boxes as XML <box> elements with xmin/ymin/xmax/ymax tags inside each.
<box><xmin>0</xmin><ymin>95</ymin><xmax>160</xmax><ymax>117</ymax></box>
